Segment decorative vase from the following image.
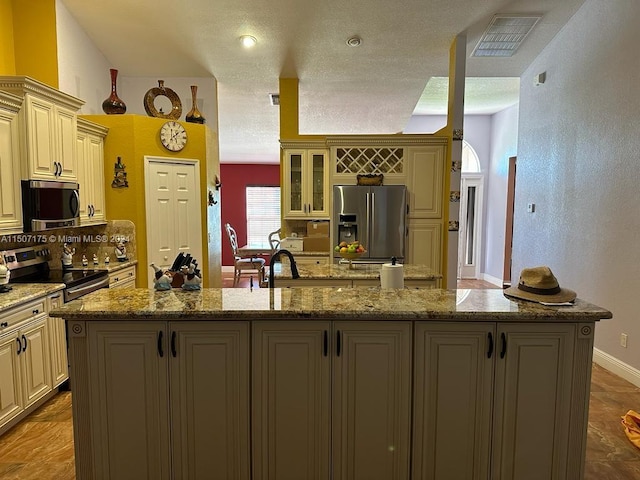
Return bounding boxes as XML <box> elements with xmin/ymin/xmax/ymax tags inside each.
<box><xmin>185</xmin><ymin>85</ymin><xmax>205</xmax><ymax>124</ymax></box>
<box><xmin>102</xmin><ymin>68</ymin><xmax>127</xmax><ymax>114</ymax></box>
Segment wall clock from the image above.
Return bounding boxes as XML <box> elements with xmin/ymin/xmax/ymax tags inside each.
<box><xmin>144</xmin><ymin>80</ymin><xmax>182</xmax><ymax>119</ymax></box>
<box><xmin>160</xmin><ymin>121</ymin><xmax>187</xmax><ymax>152</ymax></box>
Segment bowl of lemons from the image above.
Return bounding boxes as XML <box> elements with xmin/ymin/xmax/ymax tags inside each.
<box><xmin>335</xmin><ymin>241</ymin><xmax>366</xmax><ymax>260</ymax></box>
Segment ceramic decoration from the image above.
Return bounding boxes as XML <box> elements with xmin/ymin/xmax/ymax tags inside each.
<box><xmin>143</xmin><ymin>80</ymin><xmax>182</xmax><ymax>119</ymax></box>
<box><xmin>61</xmin><ymin>243</ymin><xmax>75</xmax><ymax>269</ymax></box>
<box><xmin>114</xmin><ymin>237</ymin><xmax>128</xmax><ymax>262</ymax></box>
<box><xmin>0</xmin><ymin>253</ymin><xmax>11</xmax><ymax>292</ymax></box>
<box><xmin>151</xmin><ymin>263</ymin><xmax>173</xmax><ymax>291</ymax></box>
<box><xmin>180</xmin><ymin>262</ymin><xmax>202</xmax><ymax>290</ymax></box>
<box><xmin>102</xmin><ymin>68</ymin><xmax>127</xmax><ymax>114</ymax></box>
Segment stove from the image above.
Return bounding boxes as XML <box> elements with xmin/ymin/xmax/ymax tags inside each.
<box><xmin>3</xmin><ymin>245</ymin><xmax>110</xmax><ymax>302</ymax></box>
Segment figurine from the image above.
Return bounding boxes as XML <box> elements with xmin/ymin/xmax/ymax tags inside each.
<box><xmin>61</xmin><ymin>243</ymin><xmax>75</xmax><ymax>269</ymax></box>
<box><xmin>104</xmin><ymin>253</ymin><xmax>110</xmax><ymax>265</ymax></box>
<box><xmin>93</xmin><ymin>253</ymin><xmax>99</xmax><ymax>266</ymax></box>
<box><xmin>180</xmin><ymin>261</ymin><xmax>202</xmax><ymax>290</ymax></box>
<box><xmin>0</xmin><ymin>253</ymin><xmax>11</xmax><ymax>292</ymax></box>
<box><xmin>114</xmin><ymin>237</ymin><xmax>128</xmax><ymax>262</ymax></box>
<box><xmin>150</xmin><ymin>263</ymin><xmax>173</xmax><ymax>290</ymax></box>
<box><xmin>82</xmin><ymin>255</ymin><xmax>88</xmax><ymax>267</ymax></box>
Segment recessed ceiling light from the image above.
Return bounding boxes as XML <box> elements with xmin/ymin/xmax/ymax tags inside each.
<box><xmin>239</xmin><ymin>35</ymin><xmax>257</xmax><ymax>48</ymax></box>
<box><xmin>346</xmin><ymin>36</ymin><xmax>362</xmax><ymax>47</ymax></box>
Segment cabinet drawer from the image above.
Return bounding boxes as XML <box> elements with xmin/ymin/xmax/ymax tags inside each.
<box><xmin>109</xmin><ymin>266</ymin><xmax>136</xmax><ymax>287</ymax></box>
<box><xmin>0</xmin><ymin>299</ymin><xmax>46</xmax><ymax>331</ymax></box>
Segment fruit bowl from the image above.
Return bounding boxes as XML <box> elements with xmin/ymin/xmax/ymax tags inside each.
<box><xmin>338</xmin><ymin>250</ymin><xmax>365</xmax><ymax>260</ymax></box>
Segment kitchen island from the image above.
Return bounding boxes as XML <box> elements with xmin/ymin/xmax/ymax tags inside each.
<box><xmin>53</xmin><ymin>287</ymin><xmax>611</xmax><ymax>480</ymax></box>
<box><xmin>273</xmin><ymin>261</ymin><xmax>443</xmax><ymax>288</ymax></box>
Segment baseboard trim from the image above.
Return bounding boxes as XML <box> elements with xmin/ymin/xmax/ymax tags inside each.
<box><xmin>481</xmin><ymin>273</ymin><xmax>503</xmax><ymax>287</ymax></box>
<box><xmin>593</xmin><ymin>348</ymin><xmax>640</xmax><ymax>388</ymax></box>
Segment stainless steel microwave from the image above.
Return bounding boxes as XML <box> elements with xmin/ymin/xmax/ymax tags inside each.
<box><xmin>21</xmin><ymin>180</ymin><xmax>80</xmax><ymax>232</ymax></box>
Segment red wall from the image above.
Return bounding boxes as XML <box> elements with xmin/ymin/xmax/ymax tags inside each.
<box><xmin>220</xmin><ymin>163</ymin><xmax>280</xmax><ymax>266</ymax></box>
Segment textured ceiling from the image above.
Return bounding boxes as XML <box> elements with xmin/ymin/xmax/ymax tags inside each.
<box><xmin>61</xmin><ymin>0</ymin><xmax>585</xmax><ymax>163</ymax></box>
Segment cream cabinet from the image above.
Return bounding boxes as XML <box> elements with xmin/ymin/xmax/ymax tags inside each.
<box><xmin>405</xmin><ymin>145</ymin><xmax>445</xmax><ymax>219</ymax></box>
<box><xmin>77</xmin><ymin>321</ymin><xmax>250</xmax><ymax>480</ymax></box>
<box><xmin>406</xmin><ymin>219</ymin><xmax>442</xmax><ymax>272</ymax></box>
<box><xmin>0</xmin><ymin>91</ymin><xmax>23</xmax><ymax>234</ymax></box>
<box><xmin>47</xmin><ymin>292</ymin><xmax>68</xmax><ymax>388</ymax></box>
<box><xmin>0</xmin><ymin>329</ymin><xmax>22</xmax><ymax>428</ymax></box>
<box><xmin>108</xmin><ymin>265</ymin><xmax>136</xmax><ymax>289</ymax></box>
<box><xmin>413</xmin><ymin>322</ymin><xmax>578</xmax><ymax>480</ymax></box>
<box><xmin>282</xmin><ymin>147</ymin><xmax>330</xmax><ymax>219</ymax></box>
<box><xmin>77</xmin><ymin>118</ymin><xmax>108</xmax><ymax>225</ymax></box>
<box><xmin>252</xmin><ymin>321</ymin><xmax>412</xmax><ymax>480</ymax></box>
<box><xmin>0</xmin><ymin>76</ymin><xmax>83</xmax><ymax>182</ymax></box>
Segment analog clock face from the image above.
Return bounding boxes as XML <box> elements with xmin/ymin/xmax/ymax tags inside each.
<box><xmin>160</xmin><ymin>121</ymin><xmax>187</xmax><ymax>151</ymax></box>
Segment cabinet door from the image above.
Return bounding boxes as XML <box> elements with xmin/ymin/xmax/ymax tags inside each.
<box><xmin>412</xmin><ymin>323</ymin><xmax>494</xmax><ymax>480</ymax></box>
<box><xmin>332</xmin><ymin>321</ymin><xmax>412</xmax><ymax>480</ymax></box>
<box><xmin>492</xmin><ymin>323</ymin><xmax>576</xmax><ymax>480</ymax></box>
<box><xmin>0</xmin><ymin>332</ymin><xmax>23</xmax><ymax>428</ymax></box>
<box><xmin>406</xmin><ymin>146</ymin><xmax>444</xmax><ymax>218</ymax></box>
<box><xmin>306</xmin><ymin>150</ymin><xmax>329</xmax><ymax>218</ymax></box>
<box><xmin>25</xmin><ymin>95</ymin><xmax>57</xmax><ymax>179</ymax></box>
<box><xmin>407</xmin><ymin>218</ymin><xmax>442</xmax><ymax>271</ymax></box>
<box><xmin>20</xmin><ymin>315</ymin><xmax>52</xmax><ymax>408</ymax></box>
<box><xmin>252</xmin><ymin>321</ymin><xmax>331</xmax><ymax>480</ymax></box>
<box><xmin>88</xmin><ymin>133</ymin><xmax>105</xmax><ymax>221</ymax></box>
<box><xmin>55</xmin><ymin>105</ymin><xmax>78</xmax><ymax>181</ymax></box>
<box><xmin>48</xmin><ymin>292</ymin><xmax>68</xmax><ymax>388</ymax></box>
<box><xmin>170</xmin><ymin>322</ymin><xmax>250</xmax><ymax>480</ymax></box>
<box><xmin>284</xmin><ymin>150</ymin><xmax>305</xmax><ymax>217</ymax></box>
<box><xmin>87</xmin><ymin>322</ymin><xmax>170</xmax><ymax>480</ymax></box>
<box><xmin>76</xmin><ymin>131</ymin><xmax>91</xmax><ymax>221</ymax></box>
<box><xmin>0</xmin><ymin>106</ymin><xmax>22</xmax><ymax>234</ymax></box>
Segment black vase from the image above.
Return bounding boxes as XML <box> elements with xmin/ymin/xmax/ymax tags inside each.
<box><xmin>102</xmin><ymin>69</ymin><xmax>126</xmax><ymax>114</ymax></box>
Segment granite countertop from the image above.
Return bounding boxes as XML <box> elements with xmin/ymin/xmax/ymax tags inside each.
<box><xmin>275</xmin><ymin>262</ymin><xmax>442</xmax><ymax>280</ymax></box>
<box><xmin>294</xmin><ymin>251</ymin><xmax>330</xmax><ymax>257</ymax></box>
<box><xmin>50</xmin><ymin>287</ymin><xmax>612</xmax><ymax>322</ymax></box>
<box><xmin>0</xmin><ymin>283</ymin><xmax>65</xmax><ymax>313</ymax></box>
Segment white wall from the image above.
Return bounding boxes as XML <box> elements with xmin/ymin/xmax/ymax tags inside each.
<box><xmin>513</xmin><ymin>0</ymin><xmax>640</xmax><ymax>373</ymax></box>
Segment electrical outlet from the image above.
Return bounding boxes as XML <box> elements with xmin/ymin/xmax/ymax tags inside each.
<box><xmin>621</xmin><ymin>333</ymin><xmax>628</xmax><ymax>348</ymax></box>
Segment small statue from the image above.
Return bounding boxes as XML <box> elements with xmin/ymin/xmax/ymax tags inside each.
<box><xmin>151</xmin><ymin>263</ymin><xmax>173</xmax><ymax>290</ymax></box>
<box><xmin>114</xmin><ymin>237</ymin><xmax>128</xmax><ymax>262</ymax></box>
<box><xmin>180</xmin><ymin>261</ymin><xmax>202</xmax><ymax>290</ymax></box>
<box><xmin>93</xmin><ymin>253</ymin><xmax>99</xmax><ymax>266</ymax></box>
<box><xmin>0</xmin><ymin>253</ymin><xmax>11</xmax><ymax>293</ymax></box>
<box><xmin>61</xmin><ymin>243</ymin><xmax>75</xmax><ymax>269</ymax></box>
<box><xmin>104</xmin><ymin>253</ymin><xmax>110</xmax><ymax>265</ymax></box>
<box><xmin>82</xmin><ymin>255</ymin><xmax>88</xmax><ymax>267</ymax></box>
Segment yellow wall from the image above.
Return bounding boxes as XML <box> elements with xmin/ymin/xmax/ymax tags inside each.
<box><xmin>11</xmin><ymin>0</ymin><xmax>58</xmax><ymax>86</ymax></box>
<box><xmin>83</xmin><ymin>114</ymin><xmax>213</xmax><ymax>288</ymax></box>
<box><xmin>0</xmin><ymin>0</ymin><xmax>16</xmax><ymax>74</ymax></box>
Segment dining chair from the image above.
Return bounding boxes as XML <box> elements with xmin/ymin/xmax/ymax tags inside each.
<box><xmin>268</xmin><ymin>228</ymin><xmax>282</xmax><ymax>257</ymax></box>
<box><xmin>224</xmin><ymin>223</ymin><xmax>266</xmax><ymax>286</ymax></box>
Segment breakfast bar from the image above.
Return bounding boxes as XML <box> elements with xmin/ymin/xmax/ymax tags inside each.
<box><xmin>53</xmin><ymin>287</ymin><xmax>612</xmax><ymax>480</ymax></box>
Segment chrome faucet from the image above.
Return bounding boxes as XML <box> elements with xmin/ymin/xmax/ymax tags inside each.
<box><xmin>269</xmin><ymin>249</ymin><xmax>300</xmax><ymax>288</ymax></box>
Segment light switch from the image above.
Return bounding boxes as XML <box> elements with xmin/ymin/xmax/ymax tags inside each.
<box><xmin>527</xmin><ymin>203</ymin><xmax>535</xmax><ymax>213</ymax></box>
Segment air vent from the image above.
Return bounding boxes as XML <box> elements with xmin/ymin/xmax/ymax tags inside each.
<box><xmin>472</xmin><ymin>14</ymin><xmax>542</xmax><ymax>57</ymax></box>
<box><xmin>269</xmin><ymin>93</ymin><xmax>280</xmax><ymax>106</ymax></box>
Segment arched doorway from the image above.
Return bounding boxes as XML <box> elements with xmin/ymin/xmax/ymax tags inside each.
<box><xmin>458</xmin><ymin>141</ymin><xmax>484</xmax><ymax>279</ymax></box>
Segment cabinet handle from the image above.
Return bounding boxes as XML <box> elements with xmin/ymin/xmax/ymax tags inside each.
<box><xmin>336</xmin><ymin>330</ymin><xmax>341</xmax><ymax>357</ymax></box>
<box><xmin>323</xmin><ymin>330</ymin><xmax>328</xmax><ymax>356</ymax></box>
<box><xmin>487</xmin><ymin>332</ymin><xmax>494</xmax><ymax>358</ymax></box>
<box><xmin>1</xmin><ymin>321</ymin><xmax>8</xmax><ymax>328</ymax></box>
<box><xmin>33</xmin><ymin>309</ymin><xmax>39</xmax><ymax>315</ymax></box>
<box><xmin>500</xmin><ymin>332</ymin><xmax>507</xmax><ymax>359</ymax></box>
<box><xmin>171</xmin><ymin>331</ymin><xmax>177</xmax><ymax>357</ymax></box>
<box><xmin>16</xmin><ymin>338</ymin><xmax>21</xmax><ymax>355</ymax></box>
<box><xmin>157</xmin><ymin>331</ymin><xmax>164</xmax><ymax>357</ymax></box>
<box><xmin>21</xmin><ymin>334</ymin><xmax>27</xmax><ymax>353</ymax></box>
<box><xmin>53</xmin><ymin>161</ymin><xmax>59</xmax><ymax>176</ymax></box>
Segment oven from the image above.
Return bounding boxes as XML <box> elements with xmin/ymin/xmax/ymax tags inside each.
<box><xmin>3</xmin><ymin>245</ymin><xmax>109</xmax><ymax>302</ymax></box>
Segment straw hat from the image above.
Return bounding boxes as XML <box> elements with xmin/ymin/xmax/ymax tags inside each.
<box><xmin>504</xmin><ymin>266</ymin><xmax>576</xmax><ymax>303</ymax></box>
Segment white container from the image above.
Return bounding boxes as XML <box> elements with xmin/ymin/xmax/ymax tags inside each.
<box><xmin>280</xmin><ymin>237</ymin><xmax>304</xmax><ymax>252</ymax></box>
<box><xmin>380</xmin><ymin>262</ymin><xmax>404</xmax><ymax>289</ymax></box>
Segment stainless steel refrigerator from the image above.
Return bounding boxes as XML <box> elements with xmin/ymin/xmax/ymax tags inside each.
<box><xmin>333</xmin><ymin>185</ymin><xmax>407</xmax><ymax>263</ymax></box>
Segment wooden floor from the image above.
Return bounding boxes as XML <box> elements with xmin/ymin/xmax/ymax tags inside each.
<box><xmin>0</xmin><ymin>364</ymin><xmax>639</xmax><ymax>478</ymax></box>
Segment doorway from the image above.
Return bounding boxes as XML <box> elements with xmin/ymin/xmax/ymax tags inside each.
<box><xmin>145</xmin><ymin>156</ymin><xmax>202</xmax><ymax>288</ymax></box>
<box><xmin>457</xmin><ymin>141</ymin><xmax>484</xmax><ymax>280</ymax></box>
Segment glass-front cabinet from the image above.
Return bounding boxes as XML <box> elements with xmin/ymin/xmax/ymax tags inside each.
<box><xmin>282</xmin><ymin>148</ymin><xmax>330</xmax><ymax>218</ymax></box>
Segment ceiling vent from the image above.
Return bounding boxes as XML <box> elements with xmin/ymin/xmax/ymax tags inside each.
<box><xmin>472</xmin><ymin>14</ymin><xmax>542</xmax><ymax>57</ymax></box>
<box><xmin>269</xmin><ymin>93</ymin><xmax>280</xmax><ymax>106</ymax></box>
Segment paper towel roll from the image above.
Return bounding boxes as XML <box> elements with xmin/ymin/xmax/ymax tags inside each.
<box><xmin>380</xmin><ymin>263</ymin><xmax>404</xmax><ymax>289</ymax></box>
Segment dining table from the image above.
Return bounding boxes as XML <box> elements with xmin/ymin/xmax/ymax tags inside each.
<box><xmin>237</xmin><ymin>243</ymin><xmax>272</xmax><ymax>257</ymax></box>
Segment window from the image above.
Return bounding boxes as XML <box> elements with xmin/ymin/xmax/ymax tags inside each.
<box><xmin>246</xmin><ymin>186</ymin><xmax>281</xmax><ymax>245</ymax></box>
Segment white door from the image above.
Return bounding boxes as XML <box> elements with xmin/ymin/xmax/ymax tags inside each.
<box><xmin>458</xmin><ymin>174</ymin><xmax>484</xmax><ymax>279</ymax></box>
<box><xmin>145</xmin><ymin>157</ymin><xmax>202</xmax><ymax>288</ymax></box>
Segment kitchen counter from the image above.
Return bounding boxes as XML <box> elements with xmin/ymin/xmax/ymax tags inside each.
<box><xmin>0</xmin><ymin>283</ymin><xmax>64</xmax><ymax>313</ymax></box>
<box><xmin>50</xmin><ymin>286</ymin><xmax>610</xmax><ymax>322</ymax></box>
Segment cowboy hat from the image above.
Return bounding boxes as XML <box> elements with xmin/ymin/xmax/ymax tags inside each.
<box><xmin>504</xmin><ymin>266</ymin><xmax>576</xmax><ymax>303</ymax></box>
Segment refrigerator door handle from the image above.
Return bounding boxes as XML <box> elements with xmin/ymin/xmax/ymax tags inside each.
<box><xmin>370</xmin><ymin>192</ymin><xmax>375</xmax><ymax>247</ymax></box>
<box><xmin>366</xmin><ymin>192</ymin><xmax>371</xmax><ymax>249</ymax></box>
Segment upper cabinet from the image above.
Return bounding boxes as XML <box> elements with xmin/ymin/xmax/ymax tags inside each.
<box><xmin>0</xmin><ymin>91</ymin><xmax>23</xmax><ymax>234</ymax></box>
<box><xmin>281</xmin><ymin>143</ymin><xmax>330</xmax><ymax>219</ymax></box>
<box><xmin>77</xmin><ymin>118</ymin><xmax>108</xmax><ymax>225</ymax></box>
<box><xmin>406</xmin><ymin>144</ymin><xmax>445</xmax><ymax>219</ymax></box>
<box><xmin>0</xmin><ymin>76</ymin><xmax>83</xmax><ymax>182</ymax></box>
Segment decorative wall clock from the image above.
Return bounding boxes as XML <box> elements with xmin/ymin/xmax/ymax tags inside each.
<box><xmin>144</xmin><ymin>80</ymin><xmax>182</xmax><ymax>119</ymax></box>
<box><xmin>160</xmin><ymin>121</ymin><xmax>187</xmax><ymax>152</ymax></box>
